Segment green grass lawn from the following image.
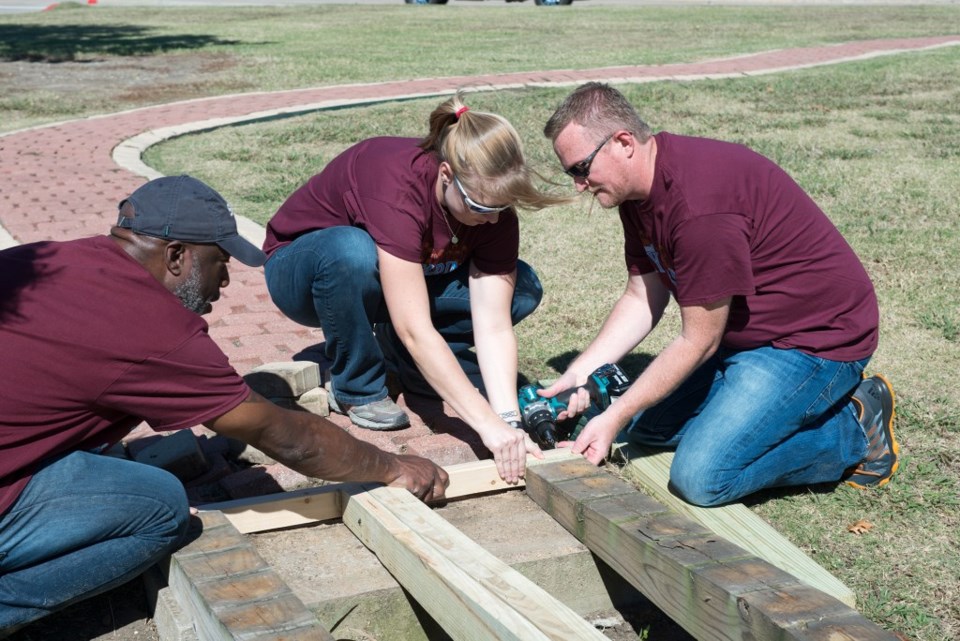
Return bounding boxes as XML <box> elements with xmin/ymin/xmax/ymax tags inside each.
<box><xmin>3</xmin><ymin>4</ymin><xmax>959</xmax><ymax>639</ymax></box>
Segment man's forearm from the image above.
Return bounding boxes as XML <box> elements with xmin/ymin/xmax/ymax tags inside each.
<box><xmin>254</xmin><ymin>409</ymin><xmax>403</xmax><ymax>484</ymax></box>
<box><xmin>208</xmin><ymin>392</ymin><xmax>404</xmax><ymax>485</ymax></box>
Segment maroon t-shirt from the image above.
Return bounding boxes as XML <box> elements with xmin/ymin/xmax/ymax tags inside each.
<box><xmin>263</xmin><ymin>137</ymin><xmax>519</xmax><ymax>276</ymax></box>
<box><xmin>0</xmin><ymin>236</ymin><xmax>250</xmax><ymax>516</ymax></box>
<box><xmin>620</xmin><ymin>132</ymin><xmax>878</xmax><ymax>361</ymax></box>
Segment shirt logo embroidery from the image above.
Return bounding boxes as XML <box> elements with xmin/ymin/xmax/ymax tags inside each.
<box><xmin>422</xmin><ymin>239</ymin><xmax>468</xmax><ymax>276</ymax></box>
<box><xmin>644</xmin><ymin>243</ymin><xmax>677</xmax><ymax>287</ymax></box>
<box><xmin>424</xmin><ymin>261</ymin><xmax>459</xmax><ymax>275</ymax></box>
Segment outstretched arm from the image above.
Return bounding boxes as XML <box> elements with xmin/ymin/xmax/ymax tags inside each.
<box><xmin>204</xmin><ymin>390</ymin><xmax>449</xmax><ymax>502</ymax></box>
<box><xmin>541</xmin><ymin>271</ymin><xmax>670</xmax><ymax>417</ymax></box>
<box><xmin>470</xmin><ymin>265</ymin><xmax>522</xmax><ymax>420</ymax></box>
<box><xmin>569</xmin><ymin>296</ymin><xmax>730</xmax><ymax>465</ymax></box>
<box><xmin>378</xmin><ymin>249</ymin><xmax>538</xmax><ymax>484</ymax></box>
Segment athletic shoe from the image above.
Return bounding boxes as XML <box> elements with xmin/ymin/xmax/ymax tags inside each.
<box><xmin>845</xmin><ymin>374</ymin><xmax>899</xmax><ymax>489</ymax></box>
<box><xmin>326</xmin><ymin>384</ymin><xmax>410</xmax><ymax>431</ymax></box>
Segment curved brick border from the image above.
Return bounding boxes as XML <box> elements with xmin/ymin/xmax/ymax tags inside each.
<box><xmin>2</xmin><ymin>36</ymin><xmax>958</xmax><ymax>373</ymax></box>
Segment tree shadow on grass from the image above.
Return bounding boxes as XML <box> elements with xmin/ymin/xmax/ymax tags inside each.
<box><xmin>544</xmin><ymin>350</ymin><xmax>655</xmax><ymax>384</ymax></box>
<box><xmin>0</xmin><ymin>24</ymin><xmax>245</xmax><ymax>62</ymax></box>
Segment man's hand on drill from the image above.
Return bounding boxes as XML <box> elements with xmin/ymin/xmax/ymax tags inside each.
<box><xmin>538</xmin><ymin>372</ymin><xmax>591</xmax><ymax>422</ymax></box>
<box><xmin>559</xmin><ymin>410</ymin><xmax>622</xmax><ymax>466</ymax></box>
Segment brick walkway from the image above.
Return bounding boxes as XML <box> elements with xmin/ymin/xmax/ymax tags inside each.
<box><xmin>2</xmin><ymin>36</ymin><xmax>958</xmax><ymax>465</ymax></box>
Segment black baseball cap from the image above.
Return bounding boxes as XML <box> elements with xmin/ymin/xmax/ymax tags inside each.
<box><xmin>117</xmin><ymin>175</ymin><xmax>267</xmax><ymax>267</ymax></box>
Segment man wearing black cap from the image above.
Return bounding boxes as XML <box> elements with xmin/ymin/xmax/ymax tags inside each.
<box><xmin>0</xmin><ymin>175</ymin><xmax>448</xmax><ymax>634</ymax></box>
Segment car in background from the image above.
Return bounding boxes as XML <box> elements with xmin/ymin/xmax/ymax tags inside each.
<box><xmin>405</xmin><ymin>0</ymin><xmax>572</xmax><ymax>5</ymax></box>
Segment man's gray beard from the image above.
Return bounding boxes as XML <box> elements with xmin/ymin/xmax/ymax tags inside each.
<box><xmin>174</xmin><ymin>259</ymin><xmax>208</xmax><ymax>314</ymax></box>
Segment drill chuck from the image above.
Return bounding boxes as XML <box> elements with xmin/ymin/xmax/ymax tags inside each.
<box><xmin>516</xmin><ymin>385</ymin><xmax>560</xmax><ymax>449</ymax></box>
<box><xmin>516</xmin><ymin>363</ymin><xmax>632</xmax><ymax>450</ymax></box>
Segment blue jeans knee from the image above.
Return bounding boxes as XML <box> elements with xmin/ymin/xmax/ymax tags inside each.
<box><xmin>627</xmin><ymin>346</ymin><xmax>869</xmax><ymax>506</ymax></box>
<box><xmin>265</xmin><ymin>228</ymin><xmax>389</xmax><ymax>403</ymax></box>
<box><xmin>0</xmin><ymin>451</ymin><xmax>190</xmax><ymax>630</ymax></box>
<box><xmin>264</xmin><ymin>227</ymin><xmax>382</xmax><ymax>328</ymax></box>
<box><xmin>512</xmin><ymin>261</ymin><xmax>543</xmax><ymax>323</ymax></box>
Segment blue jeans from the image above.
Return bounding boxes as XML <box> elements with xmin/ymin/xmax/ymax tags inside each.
<box><xmin>264</xmin><ymin>226</ymin><xmax>543</xmax><ymax>403</ymax></box>
<box><xmin>0</xmin><ymin>451</ymin><xmax>191</xmax><ymax>631</ymax></box>
<box><xmin>622</xmin><ymin>346</ymin><xmax>870</xmax><ymax>507</ymax></box>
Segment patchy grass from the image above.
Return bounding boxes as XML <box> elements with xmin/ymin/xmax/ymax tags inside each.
<box><xmin>2</xmin><ymin>3</ymin><xmax>960</xmax><ymax>129</ymax></box>
<box><xmin>3</xmin><ymin>4</ymin><xmax>959</xmax><ymax>639</ymax></box>
<box><xmin>147</xmin><ymin>47</ymin><xmax>960</xmax><ymax>641</ymax></box>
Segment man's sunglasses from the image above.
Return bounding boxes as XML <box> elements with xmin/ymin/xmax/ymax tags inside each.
<box><xmin>453</xmin><ymin>176</ymin><xmax>510</xmax><ymax>215</ymax></box>
<box><xmin>564</xmin><ymin>135</ymin><xmax>613</xmax><ymax>179</ymax></box>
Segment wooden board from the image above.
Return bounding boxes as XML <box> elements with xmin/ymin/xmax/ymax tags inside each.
<box><xmin>612</xmin><ymin>443</ymin><xmax>856</xmax><ymax>607</ymax></box>
<box><xmin>341</xmin><ymin>484</ymin><xmax>610</xmax><ymax>641</ymax></box>
<box><xmin>200</xmin><ymin>448</ymin><xmax>580</xmax><ymax>534</ymax></box>
<box><xmin>189</xmin><ymin>449</ymin><xmax>885</xmax><ymax>641</ymax></box>
<box><xmin>524</xmin><ymin>458</ymin><xmax>898</xmax><ymax>641</ymax></box>
<box><xmin>202</xmin><ymin>445</ymin><xmax>853</xmax><ymax>610</ymax></box>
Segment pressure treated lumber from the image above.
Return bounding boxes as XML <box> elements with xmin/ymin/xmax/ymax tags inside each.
<box><xmin>341</xmin><ymin>483</ymin><xmax>610</xmax><ymax>641</ymax></box>
<box><xmin>612</xmin><ymin>443</ymin><xmax>856</xmax><ymax>607</ymax></box>
<box><xmin>166</xmin><ymin>511</ymin><xmax>333</xmax><ymax>641</ymax></box>
<box><xmin>201</xmin><ymin>448</ymin><xmax>580</xmax><ymax>534</ymax></box>
<box><xmin>204</xmin><ymin>446</ymin><xmax>853</xmax><ymax>612</ymax></box>
<box><xmin>524</xmin><ymin>457</ymin><xmax>898</xmax><ymax>641</ymax></box>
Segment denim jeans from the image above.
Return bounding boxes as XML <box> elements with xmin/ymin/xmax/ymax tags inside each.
<box><xmin>0</xmin><ymin>451</ymin><xmax>191</xmax><ymax>631</ymax></box>
<box><xmin>264</xmin><ymin>226</ymin><xmax>543</xmax><ymax>403</ymax></box>
<box><xmin>621</xmin><ymin>346</ymin><xmax>870</xmax><ymax>507</ymax></box>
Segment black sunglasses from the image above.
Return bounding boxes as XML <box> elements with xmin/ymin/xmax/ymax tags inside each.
<box><xmin>564</xmin><ymin>135</ymin><xmax>613</xmax><ymax>179</ymax></box>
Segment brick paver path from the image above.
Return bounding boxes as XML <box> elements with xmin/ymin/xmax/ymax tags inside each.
<box><xmin>2</xmin><ymin>36</ymin><xmax>958</xmax><ymax>374</ymax></box>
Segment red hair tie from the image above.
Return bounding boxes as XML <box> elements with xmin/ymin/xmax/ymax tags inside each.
<box><xmin>455</xmin><ymin>106</ymin><xmax>470</xmax><ymax>119</ymax></box>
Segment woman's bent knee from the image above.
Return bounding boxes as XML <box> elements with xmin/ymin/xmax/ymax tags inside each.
<box><xmin>512</xmin><ymin>262</ymin><xmax>543</xmax><ymax>322</ymax></box>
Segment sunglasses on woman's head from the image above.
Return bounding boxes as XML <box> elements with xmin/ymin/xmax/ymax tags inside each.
<box><xmin>564</xmin><ymin>135</ymin><xmax>613</xmax><ymax>179</ymax></box>
<box><xmin>453</xmin><ymin>176</ymin><xmax>510</xmax><ymax>215</ymax></box>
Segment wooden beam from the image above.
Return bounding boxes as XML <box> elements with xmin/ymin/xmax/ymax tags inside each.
<box><xmin>612</xmin><ymin>444</ymin><xmax>856</xmax><ymax>607</ymax></box>
<box><xmin>524</xmin><ymin>458</ymin><xmax>897</xmax><ymax>641</ymax></box>
<box><xmin>341</xmin><ymin>483</ymin><xmax>610</xmax><ymax>641</ymax></box>
<box><xmin>166</xmin><ymin>511</ymin><xmax>334</xmax><ymax>640</ymax></box>
<box><xmin>201</xmin><ymin>448</ymin><xmax>580</xmax><ymax>534</ymax></box>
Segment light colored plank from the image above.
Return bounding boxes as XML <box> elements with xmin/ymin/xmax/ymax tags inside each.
<box><xmin>201</xmin><ymin>448</ymin><xmax>580</xmax><ymax>534</ymax></box>
<box><xmin>200</xmin><ymin>483</ymin><xmax>351</xmax><ymax>533</ymax></box>
<box><xmin>341</xmin><ymin>484</ymin><xmax>610</xmax><ymax>641</ymax></box>
<box><xmin>613</xmin><ymin>443</ymin><xmax>856</xmax><ymax>607</ymax></box>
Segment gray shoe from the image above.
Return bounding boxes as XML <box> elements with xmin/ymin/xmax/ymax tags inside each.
<box><xmin>327</xmin><ymin>388</ymin><xmax>409</xmax><ymax>431</ymax></box>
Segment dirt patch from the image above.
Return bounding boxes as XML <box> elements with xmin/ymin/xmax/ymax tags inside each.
<box><xmin>11</xmin><ymin>52</ymin><xmax>236</xmax><ymax>90</ymax></box>
<box><xmin>0</xmin><ymin>51</ymin><xmax>251</xmax><ymax>130</ymax></box>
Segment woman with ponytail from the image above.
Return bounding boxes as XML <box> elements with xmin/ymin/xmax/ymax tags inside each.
<box><xmin>263</xmin><ymin>94</ymin><xmax>568</xmax><ymax>484</ymax></box>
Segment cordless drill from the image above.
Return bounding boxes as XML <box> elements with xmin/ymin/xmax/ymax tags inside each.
<box><xmin>517</xmin><ymin>363</ymin><xmax>632</xmax><ymax>449</ymax></box>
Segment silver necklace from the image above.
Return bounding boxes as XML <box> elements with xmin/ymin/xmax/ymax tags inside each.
<box><xmin>441</xmin><ymin>210</ymin><xmax>462</xmax><ymax>245</ymax></box>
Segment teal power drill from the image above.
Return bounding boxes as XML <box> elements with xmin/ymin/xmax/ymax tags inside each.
<box><xmin>517</xmin><ymin>363</ymin><xmax>632</xmax><ymax>449</ymax></box>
